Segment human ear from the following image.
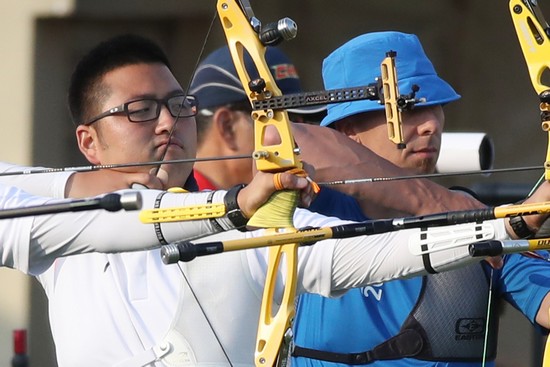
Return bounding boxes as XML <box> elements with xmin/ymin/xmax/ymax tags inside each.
<box><xmin>334</xmin><ymin>120</ymin><xmax>361</xmax><ymax>143</ymax></box>
<box><xmin>215</xmin><ymin>108</ymin><xmax>240</xmax><ymax>151</ymax></box>
<box><xmin>75</xmin><ymin>125</ymin><xmax>101</xmax><ymax>164</ymax></box>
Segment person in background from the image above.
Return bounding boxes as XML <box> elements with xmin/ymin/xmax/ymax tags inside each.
<box><xmin>190</xmin><ymin>46</ymin><xmax>326</xmax><ymax>190</ymax></box>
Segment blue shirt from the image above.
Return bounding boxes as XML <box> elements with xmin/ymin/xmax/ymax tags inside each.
<box><xmin>292</xmin><ymin>187</ymin><xmax>550</xmax><ymax>367</ymax></box>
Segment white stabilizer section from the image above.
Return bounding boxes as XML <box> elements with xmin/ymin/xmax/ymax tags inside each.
<box><xmin>408</xmin><ymin>222</ymin><xmax>495</xmax><ymax>256</ymax></box>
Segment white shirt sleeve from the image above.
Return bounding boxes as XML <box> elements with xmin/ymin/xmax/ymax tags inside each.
<box><xmin>0</xmin><ymin>162</ymin><xmax>73</xmax><ymax>198</ymax></box>
<box><xmin>243</xmin><ymin>208</ymin><xmax>508</xmax><ymax>299</ymax></box>
<box><xmin>0</xmin><ymin>185</ymin><xmax>234</xmax><ymax>275</ymax></box>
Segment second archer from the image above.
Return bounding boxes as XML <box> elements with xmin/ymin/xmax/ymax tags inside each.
<box><xmin>292</xmin><ymin>31</ymin><xmax>550</xmax><ymax>367</ymax></box>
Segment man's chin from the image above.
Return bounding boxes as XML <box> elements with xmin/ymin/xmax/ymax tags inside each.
<box><xmin>158</xmin><ymin>163</ymin><xmax>193</xmax><ymax>188</ymax></box>
<box><xmin>409</xmin><ymin>159</ymin><xmax>437</xmax><ymax>175</ymax></box>
<box><xmin>159</xmin><ymin>148</ymin><xmax>194</xmax><ymax>163</ymax></box>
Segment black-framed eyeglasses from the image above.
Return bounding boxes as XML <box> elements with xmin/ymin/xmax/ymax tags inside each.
<box><xmin>83</xmin><ymin>95</ymin><xmax>198</xmax><ymax>125</ymax></box>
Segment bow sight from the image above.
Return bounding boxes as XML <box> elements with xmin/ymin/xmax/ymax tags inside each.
<box><xmin>248</xmin><ymin>49</ymin><xmax>425</xmax><ymax>150</ymax></box>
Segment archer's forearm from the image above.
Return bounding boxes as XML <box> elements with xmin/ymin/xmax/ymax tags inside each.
<box><xmin>315</xmin><ymin>164</ymin><xmax>484</xmax><ymax>217</ymax></box>
<box><xmin>293</xmin><ymin>123</ymin><xmax>484</xmax><ymax>217</ymax></box>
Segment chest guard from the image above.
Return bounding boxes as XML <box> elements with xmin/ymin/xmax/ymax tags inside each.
<box><xmin>399</xmin><ymin>264</ymin><xmax>498</xmax><ymax>361</ymax></box>
<box><xmin>292</xmin><ymin>264</ymin><xmax>499</xmax><ymax>364</ymax></box>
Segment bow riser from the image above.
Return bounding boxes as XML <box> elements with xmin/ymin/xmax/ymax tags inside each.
<box><xmin>217</xmin><ymin>1</ymin><xmax>301</xmax><ymax>366</ymax></box>
<box><xmin>218</xmin><ymin>1</ymin><xmax>300</xmax><ymax>173</ymax></box>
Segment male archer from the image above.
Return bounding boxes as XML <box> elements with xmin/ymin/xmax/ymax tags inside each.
<box><xmin>291</xmin><ymin>31</ymin><xmax>550</xmax><ymax>367</ymax></box>
<box><xmin>191</xmin><ymin>45</ymin><xmax>326</xmax><ymax>190</ymax></box>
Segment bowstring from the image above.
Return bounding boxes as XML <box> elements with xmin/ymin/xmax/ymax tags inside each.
<box><xmin>317</xmin><ymin>165</ymin><xmax>544</xmax><ymax>186</ymax></box>
<box><xmin>158</xmin><ymin>7</ymin><xmax>236</xmax><ymax>366</ymax></box>
<box><xmin>481</xmin><ymin>268</ymin><xmax>495</xmax><ymax>367</ymax></box>
<box><xmin>151</xmin><ymin>7</ymin><xmax>218</xmax><ymax>177</ymax></box>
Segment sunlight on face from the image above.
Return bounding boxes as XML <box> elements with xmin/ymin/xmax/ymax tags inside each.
<box><xmin>339</xmin><ymin>106</ymin><xmax>445</xmax><ymax>174</ymax></box>
<box><xmin>89</xmin><ymin>63</ymin><xmax>197</xmax><ymax>187</ymax></box>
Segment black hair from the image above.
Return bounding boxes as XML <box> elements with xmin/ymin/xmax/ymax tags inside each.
<box><xmin>68</xmin><ymin>34</ymin><xmax>171</xmax><ymax>125</ymax></box>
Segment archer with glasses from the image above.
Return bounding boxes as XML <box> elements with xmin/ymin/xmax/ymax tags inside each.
<box><xmin>82</xmin><ymin>95</ymin><xmax>198</xmax><ymax>125</ymax></box>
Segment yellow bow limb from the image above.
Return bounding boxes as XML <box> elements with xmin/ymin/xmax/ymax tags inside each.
<box><xmin>509</xmin><ymin>1</ymin><xmax>550</xmax><ymax>366</ymax></box>
<box><xmin>510</xmin><ymin>0</ymin><xmax>550</xmax><ymax>180</ymax></box>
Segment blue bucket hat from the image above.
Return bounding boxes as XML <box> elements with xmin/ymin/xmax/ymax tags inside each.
<box><xmin>190</xmin><ymin>46</ymin><xmax>326</xmax><ymax>115</ymax></box>
<box><xmin>320</xmin><ymin>31</ymin><xmax>460</xmax><ymax>127</ymax></box>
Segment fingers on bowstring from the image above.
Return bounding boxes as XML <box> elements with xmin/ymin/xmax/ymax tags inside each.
<box><xmin>305</xmin><ymin>176</ymin><xmax>321</xmax><ymax>194</ymax></box>
<box><xmin>273</xmin><ymin>170</ymin><xmax>320</xmax><ymax>193</ymax></box>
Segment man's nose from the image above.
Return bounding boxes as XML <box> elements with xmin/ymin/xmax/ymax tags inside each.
<box><xmin>155</xmin><ymin>105</ymin><xmax>177</xmax><ymax>133</ymax></box>
<box><xmin>417</xmin><ymin>111</ymin><xmax>442</xmax><ymax>136</ymax></box>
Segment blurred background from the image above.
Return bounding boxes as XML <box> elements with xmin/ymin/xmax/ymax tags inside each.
<box><xmin>0</xmin><ymin>0</ymin><xmax>548</xmax><ymax>365</ymax></box>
